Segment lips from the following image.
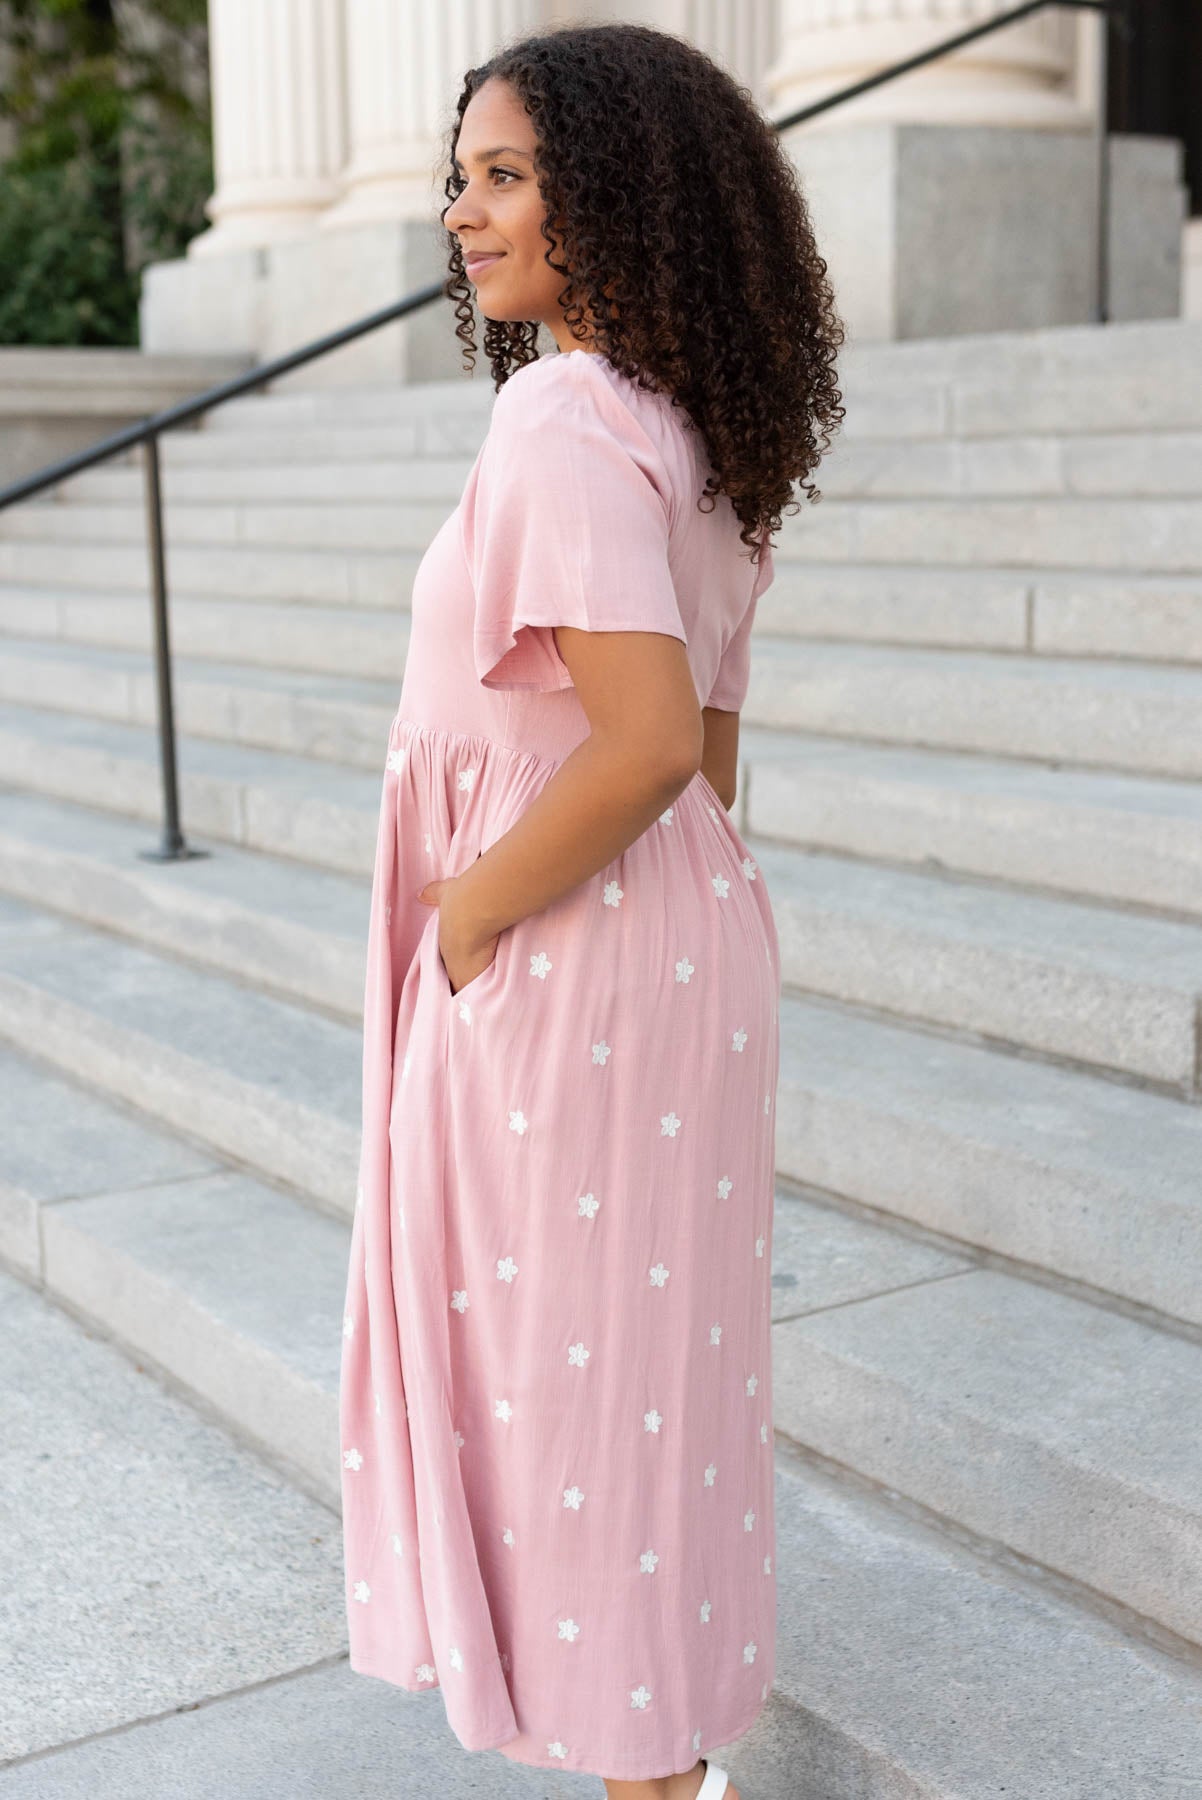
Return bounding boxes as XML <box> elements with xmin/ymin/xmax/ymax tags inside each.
<box><xmin>464</xmin><ymin>252</ymin><xmax>504</xmax><ymax>277</ymax></box>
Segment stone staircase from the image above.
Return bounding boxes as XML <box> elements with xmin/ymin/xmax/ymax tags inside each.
<box><xmin>2</xmin><ymin>317</ymin><xmax>1202</xmax><ymax>1792</ymax></box>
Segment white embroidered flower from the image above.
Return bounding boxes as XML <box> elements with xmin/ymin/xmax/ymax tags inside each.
<box><xmin>761</xmin><ymin>1422</ymin><xmax>769</xmax><ymax>1444</ymax></box>
<box><xmin>557</xmin><ymin>1618</ymin><xmax>581</xmax><ymax>1642</ymax></box>
<box><xmin>496</xmin><ymin>1255</ymin><xmax>518</xmax><ymax>1282</ymax></box>
<box><xmin>659</xmin><ymin>805</ymin><xmax>674</xmax><ymax>825</ymax></box>
<box><xmin>453</xmin><ymin>1430</ymin><xmax>464</xmax><ymax>1450</ymax></box>
<box><xmin>448</xmin><ymin>1645</ymin><xmax>464</xmax><ymax>1671</ymax></box>
<box><xmin>704</xmin><ymin>1463</ymin><xmax>717</xmax><ymax>1487</ymax></box>
<box><xmin>744</xmin><ymin>1509</ymin><xmax>756</xmax><ymax>1531</ymax></box>
<box><xmin>416</xmin><ymin>1663</ymin><xmax>436</xmax><ymax>1683</ymax></box>
<box><xmin>693</xmin><ymin>1729</ymin><xmax>703</xmax><ymax>1751</ymax></box>
<box><xmin>755</xmin><ymin>1235</ymin><xmax>765</xmax><ymax>1258</ymax></box>
<box><xmin>717</xmin><ymin>1176</ymin><xmax>733</xmax><ymax>1199</ymax></box>
<box><xmin>457</xmin><ymin>767</ymin><xmax>476</xmax><ymax>791</ymax></box>
<box><xmin>502</xmin><ymin>1527</ymin><xmax>515</xmax><ymax>1547</ymax></box>
<box><xmin>343</xmin><ymin>1312</ymin><xmax>355</xmax><ymax>1338</ymax></box>
<box><xmin>456</xmin><ymin>998</ymin><xmax>473</xmax><ymax>1023</ymax></box>
<box><xmin>711</xmin><ymin>873</ymin><xmax>731</xmax><ymax>898</ymax></box>
<box><xmin>563</xmin><ymin>1485</ymin><xmax>585</xmax><ymax>1510</ymax></box>
<box><xmin>343</xmin><ymin>1447</ymin><xmax>363</xmax><ymax>1471</ymax></box>
<box><xmin>450</xmin><ymin>1289</ymin><xmax>469</xmax><ymax>1313</ymax></box>
<box><xmin>743</xmin><ymin>1642</ymin><xmax>758</xmax><ymax>1664</ymax></box>
<box><xmin>660</xmin><ymin>1111</ymin><xmax>682</xmax><ymax>1137</ymax></box>
<box><xmin>764</xmin><ymin>1556</ymin><xmax>772</xmax><ymax>1574</ymax></box>
<box><xmin>567</xmin><ymin>1342</ymin><xmax>590</xmax><ymax>1367</ymax></box>
<box><xmin>386</xmin><ymin>748</ymin><xmax>405</xmax><ymax>773</ymax></box>
<box><xmin>529</xmin><ymin>951</ymin><xmax>552</xmax><ymax>979</ymax></box>
<box><xmin>495</xmin><ymin>1398</ymin><xmax>513</xmax><ymax>1422</ymax></box>
<box><xmin>649</xmin><ymin>1262</ymin><xmax>670</xmax><ymax>1287</ymax></box>
<box><xmin>746</xmin><ymin>1374</ymin><xmax>759</xmax><ymax>1396</ymax></box>
<box><xmin>509</xmin><ymin>1109</ymin><xmax>528</xmax><ymax>1134</ymax></box>
<box><xmin>577</xmin><ymin>1191</ymin><xmax>600</xmax><ymax>1218</ymax></box>
<box><xmin>742</xmin><ymin>856</ymin><xmax>758</xmax><ymax>880</ymax></box>
<box><xmin>548</xmin><ymin>1741</ymin><xmax>568</xmax><ymax>1759</ymax></box>
<box><xmin>710</xmin><ymin>1324</ymin><xmax>722</xmax><ymax>1346</ymax></box>
<box><xmin>707</xmin><ymin>802</ymin><xmax>718</xmax><ymax>819</ymax></box>
<box><xmin>699</xmin><ymin>1600</ymin><xmax>712</xmax><ymax>1623</ymax></box>
<box><xmin>639</xmin><ymin>1550</ymin><xmax>659</xmax><ymax>1574</ymax></box>
<box><xmin>731</xmin><ymin>1027</ymin><xmax>748</xmax><ymax>1053</ymax></box>
<box><xmin>603</xmin><ymin>879</ymin><xmax>624</xmax><ymax>907</ymax></box>
<box><xmin>631</xmin><ymin>1685</ymin><xmax>653</xmax><ymax>1709</ymax></box>
<box><xmin>643</xmin><ymin>1408</ymin><xmax>663</xmax><ymax>1433</ymax></box>
<box><xmin>675</xmin><ymin>955</ymin><xmax>695</xmax><ymax>983</ymax></box>
<box><xmin>591</xmin><ymin>1040</ymin><xmax>611</xmax><ymax>1064</ymax></box>
<box><xmin>390</xmin><ymin>1532</ymin><xmax>403</xmax><ymax>1556</ymax></box>
<box><xmin>353</xmin><ymin>1580</ymin><xmax>371</xmax><ymax>1603</ymax></box>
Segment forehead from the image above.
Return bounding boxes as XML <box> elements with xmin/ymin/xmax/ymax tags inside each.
<box><xmin>453</xmin><ymin>80</ymin><xmax>536</xmax><ymax>166</ymax></box>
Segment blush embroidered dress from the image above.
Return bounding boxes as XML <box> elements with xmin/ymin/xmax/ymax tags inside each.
<box><xmin>339</xmin><ymin>348</ymin><xmax>780</xmax><ymax>1782</ymax></box>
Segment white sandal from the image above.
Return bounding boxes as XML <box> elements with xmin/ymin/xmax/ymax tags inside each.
<box><xmin>696</xmin><ymin>1759</ymin><xmax>731</xmax><ymax>1797</ymax></box>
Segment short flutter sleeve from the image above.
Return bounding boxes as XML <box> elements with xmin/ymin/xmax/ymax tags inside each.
<box><xmin>705</xmin><ymin>535</ymin><xmax>774</xmax><ymax>711</ymax></box>
<box><xmin>460</xmin><ymin>355</ymin><xmax>687</xmax><ymax>692</ymax></box>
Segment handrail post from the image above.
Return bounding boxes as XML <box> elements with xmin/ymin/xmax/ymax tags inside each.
<box><xmin>1093</xmin><ymin>1</ymin><xmax>1111</xmax><ymax>324</ymax></box>
<box><xmin>137</xmin><ymin>432</ymin><xmax>208</xmax><ymax>865</ymax></box>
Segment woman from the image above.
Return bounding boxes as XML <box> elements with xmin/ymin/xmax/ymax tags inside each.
<box><xmin>339</xmin><ymin>22</ymin><xmax>844</xmax><ymax>1800</ymax></box>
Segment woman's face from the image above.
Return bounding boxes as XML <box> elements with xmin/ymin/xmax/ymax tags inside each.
<box><xmin>444</xmin><ymin>77</ymin><xmax>600</xmax><ymax>355</ymax></box>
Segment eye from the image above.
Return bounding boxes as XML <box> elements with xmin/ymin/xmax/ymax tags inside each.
<box><xmin>489</xmin><ymin>166</ymin><xmax>517</xmax><ymax>184</ymax></box>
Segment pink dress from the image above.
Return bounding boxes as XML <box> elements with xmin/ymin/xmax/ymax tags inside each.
<box><xmin>339</xmin><ymin>348</ymin><xmax>780</xmax><ymax>1781</ymax></box>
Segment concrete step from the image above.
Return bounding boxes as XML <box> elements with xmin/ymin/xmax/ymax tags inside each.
<box><xmin>0</xmin><ymin>791</ymin><xmax>370</xmax><ymax>1019</ymax></box>
<box><xmin>3</xmin><ymin>785</ymin><xmax>1200</xmax><ymax>1098</ymax></box>
<box><xmin>25</xmin><ymin>427</ymin><xmax>1202</xmax><ymax>506</ymax></box>
<box><xmin>7</xmin><ymin>619</ymin><xmax>1202</xmax><ymax>782</ymax></box>
<box><xmin>0</xmin><ymin>885</ymin><xmax>1197</xmax><ymax>1330</ymax></box>
<box><xmin>0</xmin><ymin>702</ymin><xmax>382</xmax><ymax>873</ymax></box>
<box><xmin>748</xmin><ymin>639</ymin><xmax>1202</xmax><ymax>780</ymax></box>
<box><xmin>0</xmin><ymin>535</ymin><xmax>417</xmax><ymax>605</ymax></box>
<box><xmin>755</xmin><ymin>837</ymin><xmax>1202</xmax><ymax>1093</ymax></box>
<box><xmin>0</xmin><ymin>638</ymin><xmax>403</xmax><ymax>761</ymax></box>
<box><xmin>773</xmin><ymin>1263</ymin><xmax>1202</xmax><ymax>1647</ymax></box>
<box><xmin>0</xmin><ymin>893</ymin><xmax>361</xmax><ymax>1219</ymax></box>
<box><xmin>0</xmin><ymin>590</ymin><xmax>411</xmax><ymax>680</ymax></box>
<box><xmin>0</xmin><ymin>1261</ymin><xmax>347</xmax><ymax>1771</ymax></box>
<box><xmin>3</xmin><ymin>703</ymin><xmax>1200</xmax><ymax>920</ymax></box>
<box><xmin>746</xmin><ymin>728</ymin><xmax>1202</xmax><ymax>920</ymax></box>
<box><xmin>5</xmin><ymin>491</ymin><xmax>1201</xmax><ymax>573</ymax></box>
<box><xmin>786</xmin><ymin>496</ymin><xmax>1202</xmax><ymax>575</ymax></box>
<box><xmin>774</xmin><ymin>998</ymin><xmax>1202</xmax><ymax>1331</ymax></box>
<box><xmin>755</xmin><ymin>563</ymin><xmax>1202</xmax><ymax>666</ymax></box>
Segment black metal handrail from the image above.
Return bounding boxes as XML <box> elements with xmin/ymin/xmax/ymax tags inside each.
<box><xmin>0</xmin><ymin>0</ymin><xmax>1132</xmax><ymax>863</ymax></box>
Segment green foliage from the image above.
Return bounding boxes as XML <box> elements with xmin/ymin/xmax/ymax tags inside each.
<box><xmin>0</xmin><ymin>0</ymin><xmax>212</xmax><ymax>345</ymax></box>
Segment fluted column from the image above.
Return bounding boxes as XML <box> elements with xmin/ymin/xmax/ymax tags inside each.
<box><xmin>768</xmin><ymin>0</ymin><xmax>1091</xmax><ymax>131</ymax></box>
<box><xmin>191</xmin><ymin>0</ymin><xmax>348</xmax><ymax>258</ymax></box>
<box><xmin>321</xmin><ymin>0</ymin><xmax>550</xmax><ymax>230</ymax></box>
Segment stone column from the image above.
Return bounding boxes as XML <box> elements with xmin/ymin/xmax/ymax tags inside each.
<box><xmin>768</xmin><ymin>0</ymin><xmax>1088</xmax><ymax>130</ymax></box>
<box><xmin>190</xmin><ymin>0</ymin><xmax>348</xmax><ymax>257</ymax></box>
<box><xmin>321</xmin><ymin>0</ymin><xmax>549</xmax><ymax>230</ymax></box>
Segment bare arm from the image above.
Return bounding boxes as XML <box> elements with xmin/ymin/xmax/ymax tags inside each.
<box><xmin>434</xmin><ymin>624</ymin><xmax>704</xmax><ymax>985</ymax></box>
<box><xmin>699</xmin><ymin>703</ymin><xmax>740</xmax><ymax>811</ymax></box>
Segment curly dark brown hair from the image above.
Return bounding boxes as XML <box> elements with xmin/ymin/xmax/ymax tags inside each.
<box><xmin>438</xmin><ymin>21</ymin><xmax>846</xmax><ymax>560</ymax></box>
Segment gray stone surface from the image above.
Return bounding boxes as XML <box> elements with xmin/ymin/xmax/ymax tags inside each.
<box><xmin>0</xmin><ymin>896</ymin><xmax>361</xmax><ymax>1217</ymax></box>
<box><xmin>756</xmin><ymin>835</ymin><xmax>1202</xmax><ymax>1086</ymax></box>
<box><xmin>775</xmin><ymin>995</ymin><xmax>1202</xmax><ymax>1327</ymax></box>
<box><xmin>0</xmin><ymin>789</ymin><xmax>372</xmax><ymax>1017</ymax></box>
<box><xmin>745</xmin><ymin>726</ymin><xmax>1202</xmax><ymax>918</ymax></box>
<box><xmin>0</xmin><ymin>1266</ymin><xmax>346</xmax><ymax>1765</ymax></box>
<box><xmin>774</xmin><ymin>1268</ymin><xmax>1202</xmax><ymax>1642</ymax></box>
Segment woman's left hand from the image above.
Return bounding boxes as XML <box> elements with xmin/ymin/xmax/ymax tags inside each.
<box><xmin>418</xmin><ymin>876</ymin><xmax>501</xmax><ymax>995</ymax></box>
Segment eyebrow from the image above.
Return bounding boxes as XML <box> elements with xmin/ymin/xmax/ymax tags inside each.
<box><xmin>452</xmin><ymin>145</ymin><xmax>531</xmax><ymax>171</ymax></box>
